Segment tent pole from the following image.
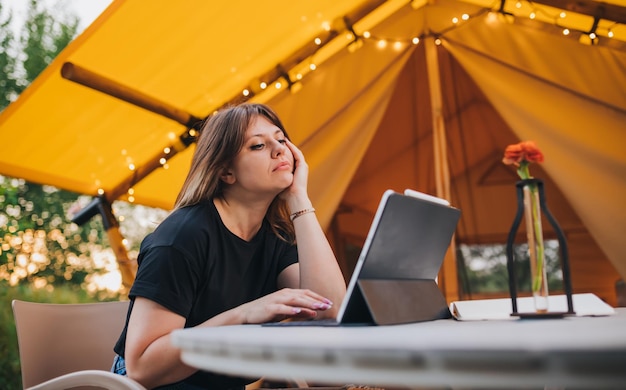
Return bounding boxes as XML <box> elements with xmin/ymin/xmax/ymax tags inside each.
<box><xmin>425</xmin><ymin>37</ymin><xmax>459</xmax><ymax>303</ymax></box>
<box><xmin>71</xmin><ymin>196</ymin><xmax>136</xmax><ymax>289</ymax></box>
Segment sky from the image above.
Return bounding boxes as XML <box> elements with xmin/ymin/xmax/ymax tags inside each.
<box><xmin>3</xmin><ymin>0</ymin><xmax>113</xmax><ymax>34</ymax></box>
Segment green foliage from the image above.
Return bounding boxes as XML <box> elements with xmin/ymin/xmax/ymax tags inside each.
<box><xmin>0</xmin><ymin>0</ymin><xmax>78</xmax><ymax>112</ymax></box>
<box><xmin>0</xmin><ymin>2</ymin><xmax>19</xmax><ymax>108</ymax></box>
<box><xmin>458</xmin><ymin>240</ymin><xmax>564</xmax><ymax>297</ymax></box>
<box><xmin>0</xmin><ymin>176</ymin><xmax>109</xmax><ymax>288</ymax></box>
<box><xmin>21</xmin><ymin>0</ymin><xmax>78</xmax><ymax>84</ymax></box>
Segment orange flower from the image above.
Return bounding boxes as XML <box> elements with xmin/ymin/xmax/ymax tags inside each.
<box><xmin>502</xmin><ymin>141</ymin><xmax>544</xmax><ymax>167</ymax></box>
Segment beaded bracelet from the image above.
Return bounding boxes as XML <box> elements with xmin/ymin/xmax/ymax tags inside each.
<box><xmin>290</xmin><ymin>208</ymin><xmax>315</xmax><ymax>221</ymax></box>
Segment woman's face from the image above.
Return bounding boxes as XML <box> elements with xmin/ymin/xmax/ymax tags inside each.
<box><xmin>224</xmin><ymin>115</ymin><xmax>294</xmax><ymax>196</ymax></box>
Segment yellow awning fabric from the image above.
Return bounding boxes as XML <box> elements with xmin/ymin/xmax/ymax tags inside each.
<box><xmin>1</xmin><ymin>0</ymin><xmax>390</xmax><ymax>209</ymax></box>
<box><xmin>1</xmin><ymin>0</ymin><xmax>625</xmax><ymax>300</ymax></box>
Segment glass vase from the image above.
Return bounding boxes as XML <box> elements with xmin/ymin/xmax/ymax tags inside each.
<box><xmin>522</xmin><ymin>183</ymin><xmax>549</xmax><ymax>313</ymax></box>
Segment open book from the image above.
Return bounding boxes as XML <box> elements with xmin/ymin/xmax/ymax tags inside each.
<box><xmin>449</xmin><ymin>293</ymin><xmax>615</xmax><ymax>321</ymax></box>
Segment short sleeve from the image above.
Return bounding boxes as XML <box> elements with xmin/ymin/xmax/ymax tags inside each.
<box><xmin>277</xmin><ymin>241</ymin><xmax>298</xmax><ymax>273</ymax></box>
<box><xmin>129</xmin><ymin>245</ymin><xmax>200</xmax><ymax>317</ymax></box>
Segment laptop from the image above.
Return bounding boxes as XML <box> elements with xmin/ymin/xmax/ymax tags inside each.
<box><xmin>269</xmin><ymin>188</ymin><xmax>461</xmax><ymax>326</ymax></box>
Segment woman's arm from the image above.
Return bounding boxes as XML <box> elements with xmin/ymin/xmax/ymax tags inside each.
<box><xmin>280</xmin><ymin>140</ymin><xmax>347</xmax><ymax>318</ymax></box>
<box><xmin>124</xmin><ymin>298</ymin><xmax>195</xmax><ymax>388</ymax></box>
<box><xmin>125</xmin><ymin>287</ymin><xmax>333</xmax><ymax>388</ymax></box>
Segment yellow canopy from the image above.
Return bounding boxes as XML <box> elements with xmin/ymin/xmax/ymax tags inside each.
<box><xmin>1</xmin><ymin>0</ymin><xmax>625</xmax><ymax>302</ymax></box>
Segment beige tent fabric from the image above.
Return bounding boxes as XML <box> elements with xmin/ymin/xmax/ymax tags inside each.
<box><xmin>444</xmin><ymin>13</ymin><xmax>626</xmax><ymax>278</ymax></box>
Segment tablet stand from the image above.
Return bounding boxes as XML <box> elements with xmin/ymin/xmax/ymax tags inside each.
<box><xmin>352</xmin><ymin>279</ymin><xmax>451</xmax><ymax>325</ymax></box>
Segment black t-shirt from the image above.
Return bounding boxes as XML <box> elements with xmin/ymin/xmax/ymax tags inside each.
<box><xmin>113</xmin><ymin>200</ymin><xmax>298</xmax><ymax>389</ymax></box>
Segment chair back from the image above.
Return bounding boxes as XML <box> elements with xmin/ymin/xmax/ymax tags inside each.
<box><xmin>12</xmin><ymin>299</ymin><xmax>130</xmax><ymax>388</ymax></box>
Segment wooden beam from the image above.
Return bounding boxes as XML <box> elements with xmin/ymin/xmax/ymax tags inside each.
<box><xmin>61</xmin><ymin>62</ymin><xmax>202</xmax><ymax>128</ymax></box>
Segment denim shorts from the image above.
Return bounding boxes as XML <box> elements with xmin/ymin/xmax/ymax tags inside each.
<box><xmin>111</xmin><ymin>354</ymin><xmax>214</xmax><ymax>390</ymax></box>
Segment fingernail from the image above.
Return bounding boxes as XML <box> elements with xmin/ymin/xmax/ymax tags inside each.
<box><xmin>293</xmin><ymin>308</ymin><xmax>301</xmax><ymax>314</ymax></box>
<box><xmin>313</xmin><ymin>303</ymin><xmax>330</xmax><ymax>310</ymax></box>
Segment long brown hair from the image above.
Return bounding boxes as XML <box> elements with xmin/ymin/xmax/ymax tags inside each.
<box><xmin>174</xmin><ymin>103</ymin><xmax>294</xmax><ymax>242</ymax></box>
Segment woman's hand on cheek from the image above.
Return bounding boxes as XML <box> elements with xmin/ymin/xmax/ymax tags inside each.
<box><xmin>281</xmin><ymin>140</ymin><xmax>309</xmax><ymax>200</ymax></box>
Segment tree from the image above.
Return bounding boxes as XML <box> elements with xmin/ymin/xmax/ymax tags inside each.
<box><xmin>0</xmin><ymin>2</ymin><xmax>19</xmax><ymax>108</ymax></box>
<box><xmin>0</xmin><ymin>0</ymin><xmax>78</xmax><ymax>112</ymax></box>
<box><xmin>21</xmin><ymin>0</ymin><xmax>78</xmax><ymax>87</ymax></box>
<box><xmin>0</xmin><ymin>177</ymin><xmax>110</xmax><ymax>293</ymax></box>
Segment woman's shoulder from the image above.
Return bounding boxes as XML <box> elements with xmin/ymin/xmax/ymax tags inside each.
<box><xmin>148</xmin><ymin>200</ymin><xmax>218</xmax><ymax>245</ymax></box>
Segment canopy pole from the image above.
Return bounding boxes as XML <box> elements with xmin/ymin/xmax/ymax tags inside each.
<box><xmin>71</xmin><ymin>196</ymin><xmax>136</xmax><ymax>289</ymax></box>
<box><xmin>61</xmin><ymin>62</ymin><xmax>202</xmax><ymax>128</ymax></box>
<box><xmin>425</xmin><ymin>37</ymin><xmax>458</xmax><ymax>303</ymax></box>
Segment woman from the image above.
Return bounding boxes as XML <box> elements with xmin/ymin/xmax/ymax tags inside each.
<box><xmin>111</xmin><ymin>103</ymin><xmax>347</xmax><ymax>389</ymax></box>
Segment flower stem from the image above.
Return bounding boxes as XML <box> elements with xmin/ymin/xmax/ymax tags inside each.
<box><xmin>529</xmin><ymin>184</ymin><xmax>545</xmax><ymax>293</ymax></box>
<box><xmin>518</xmin><ymin>162</ymin><xmax>545</xmax><ymax>293</ymax></box>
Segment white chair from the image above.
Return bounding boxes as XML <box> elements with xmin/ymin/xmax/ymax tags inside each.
<box><xmin>12</xmin><ymin>299</ymin><xmax>145</xmax><ymax>390</ymax></box>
